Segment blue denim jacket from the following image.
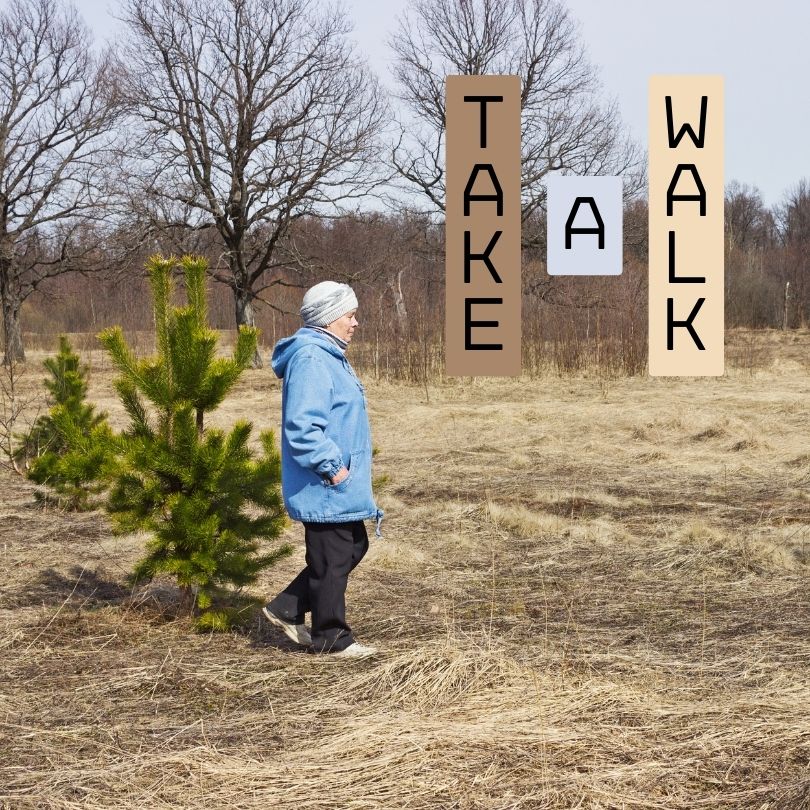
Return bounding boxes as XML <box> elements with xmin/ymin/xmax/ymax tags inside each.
<box><xmin>272</xmin><ymin>328</ymin><xmax>383</xmax><ymax>536</ymax></box>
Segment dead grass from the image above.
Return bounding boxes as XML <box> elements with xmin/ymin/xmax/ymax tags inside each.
<box><xmin>1</xmin><ymin>328</ymin><xmax>809</xmax><ymax>808</ymax></box>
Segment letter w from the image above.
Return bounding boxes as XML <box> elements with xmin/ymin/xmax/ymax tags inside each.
<box><xmin>665</xmin><ymin>96</ymin><xmax>708</xmax><ymax>148</ymax></box>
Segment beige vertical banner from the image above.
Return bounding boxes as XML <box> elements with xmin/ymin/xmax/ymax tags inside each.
<box><xmin>446</xmin><ymin>75</ymin><xmax>521</xmax><ymax>376</ymax></box>
<box><xmin>649</xmin><ymin>75</ymin><xmax>724</xmax><ymax>376</ymax></box>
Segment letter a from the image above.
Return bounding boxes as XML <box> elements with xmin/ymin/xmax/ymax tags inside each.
<box><xmin>463</xmin><ymin>165</ymin><xmax>504</xmax><ymax>216</ymax></box>
<box><xmin>667</xmin><ymin>165</ymin><xmax>707</xmax><ymax>216</ymax></box>
<box><xmin>565</xmin><ymin>197</ymin><xmax>605</xmax><ymax>249</ymax></box>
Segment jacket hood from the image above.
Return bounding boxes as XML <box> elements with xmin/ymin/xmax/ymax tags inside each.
<box><xmin>271</xmin><ymin>327</ymin><xmax>345</xmax><ymax>378</ymax></box>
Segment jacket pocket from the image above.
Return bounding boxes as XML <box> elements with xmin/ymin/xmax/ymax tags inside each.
<box><xmin>326</xmin><ymin>448</ymin><xmax>371</xmax><ymax>514</ymax></box>
<box><xmin>329</xmin><ymin>455</ymin><xmax>354</xmax><ymax>492</ymax></box>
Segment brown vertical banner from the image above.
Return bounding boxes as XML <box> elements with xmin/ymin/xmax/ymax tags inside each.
<box><xmin>649</xmin><ymin>75</ymin><xmax>724</xmax><ymax>376</ymax></box>
<box><xmin>446</xmin><ymin>75</ymin><xmax>521</xmax><ymax>376</ymax></box>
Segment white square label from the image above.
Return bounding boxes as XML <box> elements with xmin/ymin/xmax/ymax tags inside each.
<box><xmin>546</xmin><ymin>175</ymin><xmax>623</xmax><ymax>276</ymax></box>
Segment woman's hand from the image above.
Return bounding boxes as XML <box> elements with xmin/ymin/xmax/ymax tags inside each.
<box><xmin>330</xmin><ymin>466</ymin><xmax>349</xmax><ymax>485</ymax></box>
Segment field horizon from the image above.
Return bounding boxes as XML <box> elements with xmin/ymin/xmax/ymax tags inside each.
<box><xmin>1</xmin><ymin>328</ymin><xmax>809</xmax><ymax>808</ymax></box>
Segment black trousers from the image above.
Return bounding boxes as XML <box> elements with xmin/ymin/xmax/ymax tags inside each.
<box><xmin>268</xmin><ymin>520</ymin><xmax>369</xmax><ymax>653</ymax></box>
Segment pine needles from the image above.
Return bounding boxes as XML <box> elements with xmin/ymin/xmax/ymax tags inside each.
<box><xmin>18</xmin><ymin>335</ymin><xmax>116</xmax><ymax>509</ymax></box>
<box><xmin>97</xmin><ymin>255</ymin><xmax>291</xmax><ymax>629</ymax></box>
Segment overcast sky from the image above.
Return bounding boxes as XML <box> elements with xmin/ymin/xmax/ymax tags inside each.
<box><xmin>77</xmin><ymin>0</ymin><xmax>808</xmax><ymax>209</ymax></box>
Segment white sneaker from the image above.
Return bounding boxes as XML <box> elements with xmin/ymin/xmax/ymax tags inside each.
<box><xmin>331</xmin><ymin>642</ymin><xmax>378</xmax><ymax>658</ymax></box>
<box><xmin>262</xmin><ymin>606</ymin><xmax>312</xmax><ymax>646</ymax></box>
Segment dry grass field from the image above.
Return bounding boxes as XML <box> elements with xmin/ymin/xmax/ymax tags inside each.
<box><xmin>1</xmin><ymin>328</ymin><xmax>809</xmax><ymax>809</ymax></box>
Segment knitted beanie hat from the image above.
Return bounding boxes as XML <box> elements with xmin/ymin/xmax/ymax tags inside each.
<box><xmin>300</xmin><ymin>281</ymin><xmax>358</xmax><ymax>327</ymax></box>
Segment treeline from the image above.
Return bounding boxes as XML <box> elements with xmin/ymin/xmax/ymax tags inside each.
<box><xmin>20</xmin><ymin>181</ymin><xmax>810</xmax><ymax>381</ymax></box>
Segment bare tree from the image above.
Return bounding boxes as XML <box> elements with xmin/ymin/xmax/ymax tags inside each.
<box><xmin>778</xmin><ymin>179</ymin><xmax>810</xmax><ymax>245</ymax></box>
<box><xmin>118</xmin><ymin>0</ymin><xmax>389</xmax><ymax>366</ymax></box>
<box><xmin>389</xmin><ymin>0</ymin><xmax>642</xmax><ymax>245</ymax></box>
<box><xmin>0</xmin><ymin>0</ymin><xmax>121</xmax><ymax>364</ymax></box>
<box><xmin>776</xmin><ymin>179</ymin><xmax>810</xmax><ymax>326</ymax></box>
<box><xmin>725</xmin><ymin>182</ymin><xmax>775</xmax><ymax>251</ymax></box>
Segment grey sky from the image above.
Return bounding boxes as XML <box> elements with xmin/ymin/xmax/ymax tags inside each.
<box><xmin>76</xmin><ymin>0</ymin><xmax>808</xmax><ymax>209</ymax></box>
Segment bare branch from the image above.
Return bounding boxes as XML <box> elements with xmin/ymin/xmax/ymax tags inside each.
<box><xmin>116</xmin><ymin>0</ymin><xmax>390</xmax><ymax>364</ymax></box>
<box><xmin>0</xmin><ymin>0</ymin><xmax>122</xmax><ymax>363</ymax></box>
<box><xmin>388</xmin><ymin>0</ymin><xmax>644</xmax><ymax>247</ymax></box>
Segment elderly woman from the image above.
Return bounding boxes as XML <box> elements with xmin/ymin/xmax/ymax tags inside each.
<box><xmin>263</xmin><ymin>281</ymin><xmax>383</xmax><ymax>658</ymax></box>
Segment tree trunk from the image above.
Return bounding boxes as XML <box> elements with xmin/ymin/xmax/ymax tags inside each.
<box><xmin>180</xmin><ymin>583</ymin><xmax>196</xmax><ymax>615</ymax></box>
<box><xmin>234</xmin><ymin>284</ymin><xmax>263</xmax><ymax>369</ymax></box>
<box><xmin>390</xmin><ymin>269</ymin><xmax>409</xmax><ymax>363</ymax></box>
<box><xmin>392</xmin><ymin>269</ymin><xmax>408</xmax><ymax>323</ymax></box>
<box><xmin>0</xmin><ymin>259</ymin><xmax>25</xmax><ymax>366</ymax></box>
<box><xmin>389</xmin><ymin>270</ymin><xmax>408</xmax><ymax>339</ymax></box>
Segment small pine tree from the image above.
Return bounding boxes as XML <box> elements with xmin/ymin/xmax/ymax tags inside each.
<box><xmin>20</xmin><ymin>336</ymin><xmax>116</xmax><ymax>510</ymax></box>
<box><xmin>97</xmin><ymin>255</ymin><xmax>291</xmax><ymax>630</ymax></box>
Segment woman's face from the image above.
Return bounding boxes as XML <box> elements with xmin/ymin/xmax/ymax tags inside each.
<box><xmin>327</xmin><ymin>309</ymin><xmax>358</xmax><ymax>343</ymax></box>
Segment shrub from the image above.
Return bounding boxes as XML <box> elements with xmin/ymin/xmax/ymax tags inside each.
<box><xmin>21</xmin><ymin>336</ymin><xmax>116</xmax><ymax>510</ymax></box>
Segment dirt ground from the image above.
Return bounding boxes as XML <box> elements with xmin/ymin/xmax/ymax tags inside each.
<box><xmin>1</xmin><ymin>329</ymin><xmax>809</xmax><ymax>809</ymax></box>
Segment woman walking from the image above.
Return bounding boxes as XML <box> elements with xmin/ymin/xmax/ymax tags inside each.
<box><xmin>263</xmin><ymin>281</ymin><xmax>383</xmax><ymax>658</ymax></box>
